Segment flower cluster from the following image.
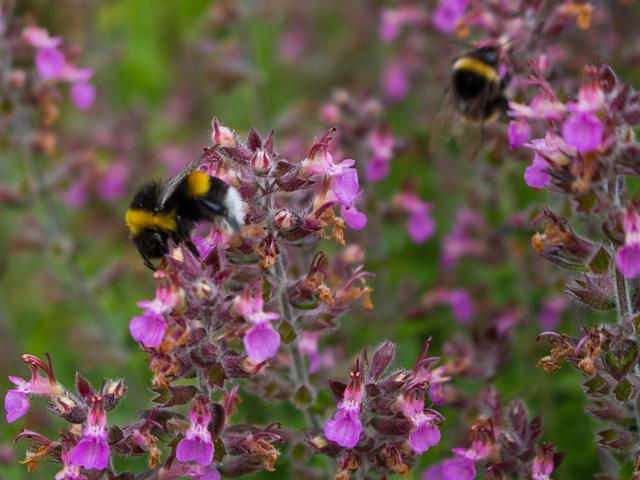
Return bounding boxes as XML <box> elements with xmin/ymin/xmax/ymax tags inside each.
<box><xmin>310</xmin><ymin>339</ymin><xmax>448</xmax><ymax>478</ymax></box>
<box><xmin>6</xmin><ymin>354</ymin><xmax>125</xmax><ymax>476</ymax></box>
<box><xmin>424</xmin><ymin>389</ymin><xmax>561</xmax><ymax>480</ymax></box>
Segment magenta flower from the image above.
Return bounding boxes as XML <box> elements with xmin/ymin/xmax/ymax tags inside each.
<box><xmin>383</xmin><ymin>60</ymin><xmax>410</xmax><ymax>101</ymax></box>
<box><xmin>445</xmin><ymin>289</ymin><xmax>473</xmax><ymax>323</ymax></box>
<box><xmin>5</xmin><ymin>354</ymin><xmax>63</xmax><ymax>423</ymax></box>
<box><xmin>396</xmin><ymin>192</ymin><xmax>435</xmax><ymax>242</ymax></box>
<box><xmin>399</xmin><ymin>389</ymin><xmax>443</xmax><ymax>454</ymax></box>
<box><xmin>508</xmin><ymin>119</ymin><xmax>531</xmax><ymax>149</ymax></box>
<box><xmin>341</xmin><ymin>204</ymin><xmax>368</xmax><ymax>230</ymax></box>
<box><xmin>35</xmin><ymin>46</ymin><xmax>66</xmax><ymax>80</ymax></box>
<box><xmin>616</xmin><ymin>208</ymin><xmax>640</xmax><ymax>279</ymax></box>
<box><xmin>367</xmin><ymin>128</ymin><xmax>395</xmax><ymax>182</ymax></box>
<box><xmin>324</xmin><ymin>371</ymin><xmax>363</xmax><ymax>448</ymax></box>
<box><xmin>524</xmin><ymin>154</ymin><xmax>551</xmax><ymax>189</ymax></box>
<box><xmin>56</xmin><ymin>449</ymin><xmax>87</xmax><ymax>480</ymax></box>
<box><xmin>433</xmin><ymin>0</ymin><xmax>468</xmax><ymax>33</ymax></box>
<box><xmin>70</xmin><ymin>401</ymin><xmax>110</xmax><ymax>470</ymax></box>
<box><xmin>70</xmin><ymin>82</ymin><xmax>96</xmax><ymax>111</ymax></box>
<box><xmin>97</xmin><ymin>160</ymin><xmax>128</xmax><ymax>202</ymax></box>
<box><xmin>177</xmin><ymin>397</ymin><xmax>214</xmax><ymax>466</ymax></box>
<box><xmin>332</xmin><ymin>168</ymin><xmax>360</xmax><ymax>206</ymax></box>
<box><xmin>379</xmin><ymin>8</ymin><xmax>404</xmax><ymax>42</ymax></box>
<box><xmin>532</xmin><ymin>444</ymin><xmax>556</xmax><ymax>480</ymax></box>
<box><xmin>366</xmin><ymin>156</ymin><xmax>390</xmax><ymax>182</ymax></box>
<box><xmin>539</xmin><ymin>295</ymin><xmax>569</xmax><ymax>330</ymax></box>
<box><xmin>236</xmin><ymin>292</ymin><xmax>281</xmax><ymax>363</ymax></box>
<box><xmin>441</xmin><ymin>208</ymin><xmax>484</xmax><ymax>269</ymax></box>
<box><xmin>422</xmin><ymin>458</ymin><xmax>476</xmax><ymax>480</ymax></box>
<box><xmin>22</xmin><ymin>26</ymin><xmax>62</xmax><ymax>49</ymax></box>
<box><xmin>561</xmin><ymin>110</ymin><xmax>604</xmax><ymax>153</ymax></box>
<box><xmin>129</xmin><ymin>285</ymin><xmax>178</xmax><ymax>348</ymax></box>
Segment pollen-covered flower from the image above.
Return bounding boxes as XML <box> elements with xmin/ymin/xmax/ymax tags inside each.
<box><xmin>398</xmin><ymin>389</ymin><xmax>443</xmax><ymax>454</ymax></box>
<box><xmin>235</xmin><ymin>291</ymin><xmax>281</xmax><ymax>363</ymax></box>
<box><xmin>324</xmin><ymin>370</ymin><xmax>364</xmax><ymax>448</ymax></box>
<box><xmin>615</xmin><ymin>207</ymin><xmax>640</xmax><ymax>279</ymax></box>
<box><xmin>5</xmin><ymin>354</ymin><xmax>64</xmax><ymax>423</ymax></box>
<box><xmin>176</xmin><ymin>396</ymin><xmax>214</xmax><ymax>467</ymax></box>
<box><xmin>70</xmin><ymin>400</ymin><xmax>109</xmax><ymax>470</ymax></box>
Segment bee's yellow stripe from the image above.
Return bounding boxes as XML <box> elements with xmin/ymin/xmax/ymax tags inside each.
<box><xmin>453</xmin><ymin>57</ymin><xmax>499</xmax><ymax>83</ymax></box>
<box><xmin>187</xmin><ymin>171</ymin><xmax>210</xmax><ymax>198</ymax></box>
<box><xmin>125</xmin><ymin>209</ymin><xmax>177</xmax><ymax>235</ymax></box>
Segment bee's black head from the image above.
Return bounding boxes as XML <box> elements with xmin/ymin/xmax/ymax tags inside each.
<box><xmin>471</xmin><ymin>46</ymin><xmax>499</xmax><ymax>67</ymax></box>
<box><xmin>133</xmin><ymin>229</ymin><xmax>169</xmax><ymax>261</ymax></box>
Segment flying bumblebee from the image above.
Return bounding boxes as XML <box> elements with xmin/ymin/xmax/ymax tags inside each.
<box><xmin>125</xmin><ymin>158</ymin><xmax>245</xmax><ymax>270</ymax></box>
<box><xmin>450</xmin><ymin>45</ymin><xmax>510</xmax><ymax>124</ymax></box>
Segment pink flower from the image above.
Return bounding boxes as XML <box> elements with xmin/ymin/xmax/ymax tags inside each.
<box><xmin>616</xmin><ymin>208</ymin><xmax>640</xmax><ymax>279</ymax></box>
<box><xmin>524</xmin><ymin>154</ymin><xmax>551</xmax><ymax>189</ymax></box>
<box><xmin>367</xmin><ymin>128</ymin><xmax>395</xmax><ymax>182</ymax></box>
<box><xmin>332</xmin><ymin>168</ymin><xmax>360</xmax><ymax>206</ymax></box>
<box><xmin>341</xmin><ymin>204</ymin><xmax>368</xmax><ymax>230</ymax></box>
<box><xmin>324</xmin><ymin>371</ymin><xmax>363</xmax><ymax>448</ymax></box>
<box><xmin>35</xmin><ymin>47</ymin><xmax>66</xmax><ymax>80</ymax></box>
<box><xmin>379</xmin><ymin>8</ymin><xmax>404</xmax><ymax>42</ymax></box>
<box><xmin>70</xmin><ymin>82</ymin><xmax>96</xmax><ymax>111</ymax></box>
<box><xmin>70</xmin><ymin>401</ymin><xmax>110</xmax><ymax>470</ymax></box>
<box><xmin>22</xmin><ymin>26</ymin><xmax>62</xmax><ymax>49</ymax></box>
<box><xmin>97</xmin><ymin>161</ymin><xmax>128</xmax><ymax>201</ymax></box>
<box><xmin>396</xmin><ymin>192</ymin><xmax>435</xmax><ymax>243</ymax></box>
<box><xmin>433</xmin><ymin>0</ymin><xmax>468</xmax><ymax>33</ymax></box>
<box><xmin>129</xmin><ymin>285</ymin><xmax>178</xmax><ymax>348</ymax></box>
<box><xmin>55</xmin><ymin>449</ymin><xmax>87</xmax><ymax>480</ymax></box>
<box><xmin>399</xmin><ymin>389</ymin><xmax>443</xmax><ymax>454</ymax></box>
<box><xmin>508</xmin><ymin>119</ymin><xmax>531</xmax><ymax>149</ymax></box>
<box><xmin>441</xmin><ymin>209</ymin><xmax>485</xmax><ymax>269</ymax></box>
<box><xmin>561</xmin><ymin>111</ymin><xmax>604</xmax><ymax>153</ymax></box>
<box><xmin>383</xmin><ymin>61</ymin><xmax>410</xmax><ymax>101</ymax></box>
<box><xmin>539</xmin><ymin>295</ymin><xmax>569</xmax><ymax>329</ymax></box>
<box><xmin>532</xmin><ymin>444</ymin><xmax>556</xmax><ymax>480</ymax></box>
<box><xmin>366</xmin><ymin>156</ymin><xmax>390</xmax><ymax>182</ymax></box>
<box><xmin>236</xmin><ymin>292</ymin><xmax>281</xmax><ymax>363</ymax></box>
<box><xmin>422</xmin><ymin>458</ymin><xmax>476</xmax><ymax>480</ymax></box>
<box><xmin>5</xmin><ymin>354</ymin><xmax>63</xmax><ymax>423</ymax></box>
<box><xmin>176</xmin><ymin>397</ymin><xmax>214</xmax><ymax>466</ymax></box>
<box><xmin>445</xmin><ymin>289</ymin><xmax>473</xmax><ymax>323</ymax></box>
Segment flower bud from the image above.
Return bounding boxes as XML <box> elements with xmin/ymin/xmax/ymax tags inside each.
<box><xmin>250</xmin><ymin>148</ymin><xmax>271</xmax><ymax>174</ymax></box>
<box><xmin>273</xmin><ymin>209</ymin><xmax>302</xmax><ymax>232</ymax></box>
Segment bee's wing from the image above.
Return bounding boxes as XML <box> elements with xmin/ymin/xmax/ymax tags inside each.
<box><xmin>157</xmin><ymin>156</ymin><xmax>202</xmax><ymax>210</ymax></box>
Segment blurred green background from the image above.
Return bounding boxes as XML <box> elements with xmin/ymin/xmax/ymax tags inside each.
<box><xmin>1</xmin><ymin>0</ymin><xmax>629</xmax><ymax>478</ymax></box>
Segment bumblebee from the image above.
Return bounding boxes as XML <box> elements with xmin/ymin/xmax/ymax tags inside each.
<box><xmin>450</xmin><ymin>45</ymin><xmax>510</xmax><ymax>123</ymax></box>
<box><xmin>125</xmin><ymin>159</ymin><xmax>245</xmax><ymax>270</ymax></box>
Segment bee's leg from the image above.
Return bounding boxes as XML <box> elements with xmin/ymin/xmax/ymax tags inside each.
<box><xmin>143</xmin><ymin>258</ymin><xmax>157</xmax><ymax>271</ymax></box>
<box><xmin>185</xmin><ymin>240</ymin><xmax>200</xmax><ymax>258</ymax></box>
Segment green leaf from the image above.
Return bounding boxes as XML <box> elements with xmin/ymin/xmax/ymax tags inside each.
<box><xmin>292</xmin><ymin>385</ymin><xmax>314</xmax><ymax>409</ymax></box>
<box><xmin>614</xmin><ymin>379</ymin><xmax>632</xmax><ymax>402</ymax></box>
<box><xmin>583</xmin><ymin>375</ymin><xmax>610</xmax><ymax>397</ymax></box>
<box><xmin>279</xmin><ymin>320</ymin><xmax>297</xmax><ymax>344</ymax></box>
<box><xmin>589</xmin><ymin>247</ymin><xmax>610</xmax><ymax>274</ymax></box>
<box><xmin>575</xmin><ymin>191</ymin><xmax>598</xmax><ymax>213</ymax></box>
